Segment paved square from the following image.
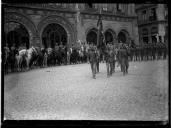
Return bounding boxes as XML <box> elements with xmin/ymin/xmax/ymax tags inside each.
<box><xmin>4</xmin><ymin>60</ymin><xmax>168</xmax><ymax>120</ymax></box>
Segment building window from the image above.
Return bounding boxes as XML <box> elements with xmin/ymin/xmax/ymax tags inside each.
<box><xmin>149</xmin><ymin>8</ymin><xmax>157</xmax><ymax>21</ymax></box>
<box><xmin>142</xmin><ymin>10</ymin><xmax>147</xmax><ymax>21</ymax></box>
<box><xmin>142</xmin><ymin>28</ymin><xmax>149</xmax><ymax>44</ymax></box>
<box><xmin>102</xmin><ymin>4</ymin><xmax>108</xmax><ymax>11</ymax></box>
<box><xmin>165</xmin><ymin>9</ymin><xmax>168</xmax><ymax>19</ymax></box>
<box><xmin>116</xmin><ymin>4</ymin><xmax>122</xmax><ymax>12</ymax></box>
<box><xmin>85</xmin><ymin>3</ymin><xmax>95</xmax><ymax>9</ymax></box>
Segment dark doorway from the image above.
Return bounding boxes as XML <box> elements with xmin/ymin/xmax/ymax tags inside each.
<box><xmin>42</xmin><ymin>23</ymin><xmax>67</xmax><ymax>48</ymax></box>
<box><xmin>118</xmin><ymin>31</ymin><xmax>126</xmax><ymax>43</ymax></box>
<box><xmin>105</xmin><ymin>31</ymin><xmax>113</xmax><ymax>44</ymax></box>
<box><xmin>86</xmin><ymin>28</ymin><xmax>97</xmax><ymax>45</ymax></box>
<box><xmin>5</xmin><ymin>22</ymin><xmax>29</xmax><ymax>49</ymax></box>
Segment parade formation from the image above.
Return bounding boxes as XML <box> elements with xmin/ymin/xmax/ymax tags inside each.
<box><xmin>3</xmin><ymin>38</ymin><xmax>168</xmax><ymax>77</ymax></box>
<box><xmin>3</xmin><ymin>5</ymin><xmax>168</xmax><ymax>79</ymax></box>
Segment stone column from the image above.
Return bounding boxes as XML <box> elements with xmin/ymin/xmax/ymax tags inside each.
<box><xmin>157</xmin><ymin>4</ymin><xmax>165</xmax><ymax>21</ymax></box>
<box><xmin>132</xmin><ymin>18</ymin><xmax>139</xmax><ymax>45</ymax></box>
<box><xmin>32</xmin><ymin>36</ymin><xmax>41</xmax><ymax>48</ymax></box>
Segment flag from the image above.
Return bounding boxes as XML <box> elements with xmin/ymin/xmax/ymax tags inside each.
<box><xmin>97</xmin><ymin>9</ymin><xmax>105</xmax><ymax>49</ymax></box>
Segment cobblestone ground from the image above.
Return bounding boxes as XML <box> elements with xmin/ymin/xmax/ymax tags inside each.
<box><xmin>4</xmin><ymin>60</ymin><xmax>168</xmax><ymax>120</ymax></box>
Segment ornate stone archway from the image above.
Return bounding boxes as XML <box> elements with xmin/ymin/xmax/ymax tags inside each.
<box><xmin>86</xmin><ymin>27</ymin><xmax>98</xmax><ymax>45</ymax></box>
<box><xmin>104</xmin><ymin>29</ymin><xmax>116</xmax><ymax>44</ymax></box>
<box><xmin>117</xmin><ymin>29</ymin><xmax>130</xmax><ymax>43</ymax></box>
<box><xmin>4</xmin><ymin>12</ymin><xmax>37</xmax><ymax>47</ymax></box>
<box><xmin>37</xmin><ymin>15</ymin><xmax>76</xmax><ymax>48</ymax></box>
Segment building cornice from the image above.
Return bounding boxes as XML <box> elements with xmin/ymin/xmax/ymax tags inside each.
<box><xmin>138</xmin><ymin>20</ymin><xmax>167</xmax><ymax>27</ymax></box>
<box><xmin>135</xmin><ymin>4</ymin><xmax>157</xmax><ymax>11</ymax></box>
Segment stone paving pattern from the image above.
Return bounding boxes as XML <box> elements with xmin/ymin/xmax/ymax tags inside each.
<box><xmin>4</xmin><ymin>60</ymin><xmax>168</xmax><ymax>120</ymax></box>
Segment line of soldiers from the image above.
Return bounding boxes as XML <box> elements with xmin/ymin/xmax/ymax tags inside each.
<box><xmin>87</xmin><ymin>41</ymin><xmax>168</xmax><ymax>79</ymax></box>
<box><xmin>129</xmin><ymin>43</ymin><xmax>167</xmax><ymax>61</ymax></box>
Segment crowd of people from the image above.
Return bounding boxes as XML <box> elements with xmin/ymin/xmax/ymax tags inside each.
<box><xmin>3</xmin><ymin>40</ymin><xmax>168</xmax><ymax>75</ymax></box>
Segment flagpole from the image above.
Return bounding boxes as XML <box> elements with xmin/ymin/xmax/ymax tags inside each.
<box><xmin>97</xmin><ymin>7</ymin><xmax>101</xmax><ymax>48</ymax></box>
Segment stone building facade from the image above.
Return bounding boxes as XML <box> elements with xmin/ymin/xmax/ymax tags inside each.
<box><xmin>135</xmin><ymin>4</ymin><xmax>168</xmax><ymax>45</ymax></box>
<box><xmin>3</xmin><ymin>3</ymin><xmax>139</xmax><ymax>49</ymax></box>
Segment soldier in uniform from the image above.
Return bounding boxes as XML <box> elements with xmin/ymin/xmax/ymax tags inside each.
<box><xmin>10</xmin><ymin>44</ymin><xmax>18</xmax><ymax>72</ymax></box>
<box><xmin>163</xmin><ymin>43</ymin><xmax>167</xmax><ymax>59</ymax></box>
<box><xmin>105</xmin><ymin>42</ymin><xmax>115</xmax><ymax>77</ymax></box>
<box><xmin>136</xmin><ymin>46</ymin><xmax>140</xmax><ymax>61</ymax></box>
<box><xmin>143</xmin><ymin>44</ymin><xmax>147</xmax><ymax>61</ymax></box>
<box><xmin>88</xmin><ymin>43</ymin><xmax>97</xmax><ymax>79</ymax></box>
<box><xmin>117</xmin><ymin>43</ymin><xmax>129</xmax><ymax>75</ymax></box>
<box><xmin>135</xmin><ymin>45</ymin><xmax>138</xmax><ymax>61</ymax></box>
<box><xmin>149</xmin><ymin>44</ymin><xmax>152</xmax><ymax>60</ymax></box>
<box><xmin>151</xmin><ymin>43</ymin><xmax>155</xmax><ymax>60</ymax></box>
<box><xmin>112</xmin><ymin>44</ymin><xmax>116</xmax><ymax>73</ymax></box>
<box><xmin>140</xmin><ymin>44</ymin><xmax>144</xmax><ymax>61</ymax></box>
<box><xmin>4</xmin><ymin>43</ymin><xmax>10</xmax><ymax>73</ymax></box>
<box><xmin>96</xmin><ymin>48</ymin><xmax>100</xmax><ymax>73</ymax></box>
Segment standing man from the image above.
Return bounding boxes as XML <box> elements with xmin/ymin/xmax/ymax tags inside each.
<box><xmin>88</xmin><ymin>43</ymin><xmax>97</xmax><ymax>79</ymax></box>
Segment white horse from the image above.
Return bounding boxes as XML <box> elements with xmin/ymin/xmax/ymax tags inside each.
<box><xmin>16</xmin><ymin>47</ymin><xmax>38</xmax><ymax>71</ymax></box>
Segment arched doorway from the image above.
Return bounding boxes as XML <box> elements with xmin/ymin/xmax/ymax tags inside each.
<box><xmin>5</xmin><ymin>22</ymin><xmax>29</xmax><ymax>49</ymax></box>
<box><xmin>117</xmin><ymin>30</ymin><xmax>129</xmax><ymax>43</ymax></box>
<box><xmin>42</xmin><ymin>23</ymin><xmax>67</xmax><ymax>48</ymax></box>
<box><xmin>104</xmin><ymin>29</ymin><xmax>116</xmax><ymax>44</ymax></box>
<box><xmin>86</xmin><ymin>28</ymin><xmax>97</xmax><ymax>45</ymax></box>
<box><xmin>105</xmin><ymin>31</ymin><xmax>113</xmax><ymax>44</ymax></box>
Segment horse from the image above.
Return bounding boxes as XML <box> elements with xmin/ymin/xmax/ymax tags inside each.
<box><xmin>16</xmin><ymin>46</ymin><xmax>38</xmax><ymax>71</ymax></box>
<box><xmin>34</xmin><ymin>47</ymin><xmax>45</xmax><ymax>67</ymax></box>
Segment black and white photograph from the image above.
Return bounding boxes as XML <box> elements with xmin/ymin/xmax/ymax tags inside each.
<box><xmin>2</xmin><ymin>3</ymin><xmax>168</xmax><ymax>123</ymax></box>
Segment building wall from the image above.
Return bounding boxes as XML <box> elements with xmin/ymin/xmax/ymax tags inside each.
<box><xmin>136</xmin><ymin>4</ymin><xmax>168</xmax><ymax>44</ymax></box>
<box><xmin>4</xmin><ymin>3</ymin><xmax>139</xmax><ymax>48</ymax></box>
